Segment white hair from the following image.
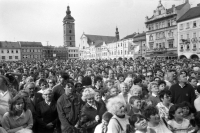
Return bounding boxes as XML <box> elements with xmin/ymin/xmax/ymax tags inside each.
<box><xmin>81</xmin><ymin>88</ymin><xmax>95</xmax><ymax>102</ymax></box>
<box><xmin>106</xmin><ymin>96</ymin><xmax>126</xmax><ymax>114</ymax></box>
<box><xmin>124</xmin><ymin>77</ymin><xmax>133</xmax><ymax>85</ymax></box>
<box><xmin>129</xmin><ymin>85</ymin><xmax>142</xmax><ymax>95</ymax></box>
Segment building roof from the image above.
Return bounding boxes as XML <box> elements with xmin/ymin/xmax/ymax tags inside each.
<box><xmin>177</xmin><ymin>5</ymin><xmax>200</xmax><ymax>22</ymax></box>
<box><xmin>0</xmin><ymin>41</ymin><xmax>20</xmax><ymax>49</ymax></box>
<box><xmin>134</xmin><ymin>32</ymin><xmax>146</xmax><ymax>38</ymax></box>
<box><xmin>122</xmin><ymin>33</ymin><xmax>137</xmax><ymax>40</ymax></box>
<box><xmin>84</xmin><ymin>34</ymin><xmax>118</xmax><ymax>44</ymax></box>
<box><xmin>19</xmin><ymin>42</ymin><xmax>43</xmax><ymax>47</ymax></box>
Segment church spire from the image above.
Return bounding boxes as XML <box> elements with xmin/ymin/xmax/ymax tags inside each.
<box><xmin>66</xmin><ymin>6</ymin><xmax>71</xmax><ymax>15</ymax></box>
<box><xmin>115</xmin><ymin>27</ymin><xmax>119</xmax><ymax>41</ymax></box>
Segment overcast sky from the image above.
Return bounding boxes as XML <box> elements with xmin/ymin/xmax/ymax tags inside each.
<box><xmin>0</xmin><ymin>0</ymin><xmax>199</xmax><ymax>47</ymax></box>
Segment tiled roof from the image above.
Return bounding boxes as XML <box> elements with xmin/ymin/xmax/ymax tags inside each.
<box><xmin>84</xmin><ymin>34</ymin><xmax>117</xmax><ymax>44</ymax></box>
<box><xmin>19</xmin><ymin>41</ymin><xmax>43</xmax><ymax>47</ymax></box>
<box><xmin>122</xmin><ymin>33</ymin><xmax>137</xmax><ymax>40</ymax></box>
<box><xmin>177</xmin><ymin>5</ymin><xmax>200</xmax><ymax>22</ymax></box>
<box><xmin>0</xmin><ymin>41</ymin><xmax>20</xmax><ymax>48</ymax></box>
<box><xmin>94</xmin><ymin>40</ymin><xmax>104</xmax><ymax>47</ymax></box>
<box><xmin>167</xmin><ymin>3</ymin><xmax>186</xmax><ymax>13</ymax></box>
<box><xmin>134</xmin><ymin>32</ymin><xmax>146</xmax><ymax>38</ymax></box>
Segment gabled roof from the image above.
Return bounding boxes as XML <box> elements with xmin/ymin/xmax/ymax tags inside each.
<box><xmin>134</xmin><ymin>32</ymin><xmax>146</xmax><ymax>38</ymax></box>
<box><xmin>84</xmin><ymin>34</ymin><xmax>117</xmax><ymax>44</ymax></box>
<box><xmin>122</xmin><ymin>33</ymin><xmax>137</xmax><ymax>40</ymax></box>
<box><xmin>177</xmin><ymin>5</ymin><xmax>200</xmax><ymax>22</ymax></box>
<box><xmin>0</xmin><ymin>41</ymin><xmax>20</xmax><ymax>48</ymax></box>
<box><xmin>94</xmin><ymin>40</ymin><xmax>104</xmax><ymax>47</ymax></box>
<box><xmin>167</xmin><ymin>3</ymin><xmax>187</xmax><ymax>14</ymax></box>
<box><xmin>19</xmin><ymin>42</ymin><xmax>43</xmax><ymax>47</ymax></box>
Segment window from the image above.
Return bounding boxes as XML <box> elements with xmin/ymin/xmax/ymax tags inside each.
<box><xmin>7</xmin><ymin>50</ymin><xmax>9</xmax><ymax>53</ymax></box>
<box><xmin>149</xmin><ymin>43</ymin><xmax>154</xmax><ymax>50</ymax></box>
<box><xmin>181</xmin><ymin>35</ymin><xmax>183</xmax><ymax>39</ymax></box>
<box><xmin>2</xmin><ymin>56</ymin><xmax>5</xmax><ymax>59</ymax></box>
<box><xmin>187</xmin><ymin>34</ymin><xmax>190</xmax><ymax>39</ymax></box>
<box><xmin>15</xmin><ymin>56</ymin><xmax>18</xmax><ymax>59</ymax></box>
<box><xmin>70</xmin><ymin>37</ymin><xmax>71</xmax><ymax>40</ymax></box>
<box><xmin>16</xmin><ymin>50</ymin><xmax>18</xmax><ymax>53</ymax></box>
<box><xmin>11</xmin><ymin>50</ymin><xmax>13</xmax><ymax>53</ymax></box>
<box><xmin>168</xmin><ymin>41</ymin><xmax>174</xmax><ymax>48</ymax></box>
<box><xmin>180</xmin><ymin>24</ymin><xmax>183</xmax><ymax>30</ymax></box>
<box><xmin>159</xmin><ymin>10</ymin><xmax>161</xmax><ymax>15</ymax></box>
<box><xmin>9</xmin><ymin>56</ymin><xmax>12</xmax><ymax>59</ymax></box>
<box><xmin>187</xmin><ymin>23</ymin><xmax>190</xmax><ymax>28</ymax></box>
<box><xmin>69</xmin><ymin>30</ymin><xmax>72</xmax><ymax>33</ymax></box>
<box><xmin>168</xmin><ymin>20</ymin><xmax>171</xmax><ymax>27</ymax></box>
<box><xmin>193</xmin><ymin>21</ymin><xmax>196</xmax><ymax>28</ymax></box>
<box><xmin>70</xmin><ymin>42</ymin><xmax>72</xmax><ymax>46</ymax></box>
<box><xmin>162</xmin><ymin>22</ymin><xmax>165</xmax><ymax>28</ymax></box>
<box><xmin>193</xmin><ymin>32</ymin><xmax>196</xmax><ymax>38</ymax></box>
<box><xmin>1</xmin><ymin>50</ymin><xmax>3</xmax><ymax>53</ymax></box>
<box><xmin>181</xmin><ymin>45</ymin><xmax>183</xmax><ymax>50</ymax></box>
<box><xmin>193</xmin><ymin>44</ymin><xmax>196</xmax><ymax>49</ymax></box>
<box><xmin>149</xmin><ymin>35</ymin><xmax>153</xmax><ymax>41</ymax></box>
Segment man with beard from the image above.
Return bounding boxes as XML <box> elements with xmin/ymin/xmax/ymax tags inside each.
<box><xmin>57</xmin><ymin>82</ymin><xmax>83</xmax><ymax>133</ymax></box>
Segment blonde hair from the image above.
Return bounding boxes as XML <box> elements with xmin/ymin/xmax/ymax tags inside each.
<box><xmin>124</xmin><ymin>77</ymin><xmax>133</xmax><ymax>85</ymax></box>
<box><xmin>129</xmin><ymin>85</ymin><xmax>142</xmax><ymax>95</ymax></box>
<box><xmin>147</xmin><ymin>82</ymin><xmax>158</xmax><ymax>92</ymax></box>
<box><xmin>106</xmin><ymin>96</ymin><xmax>126</xmax><ymax>114</ymax></box>
<box><xmin>81</xmin><ymin>88</ymin><xmax>95</xmax><ymax>102</ymax></box>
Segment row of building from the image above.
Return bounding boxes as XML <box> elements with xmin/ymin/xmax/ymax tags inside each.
<box><xmin>78</xmin><ymin>0</ymin><xmax>200</xmax><ymax>60</ymax></box>
<box><xmin>0</xmin><ymin>41</ymin><xmax>79</xmax><ymax>61</ymax></box>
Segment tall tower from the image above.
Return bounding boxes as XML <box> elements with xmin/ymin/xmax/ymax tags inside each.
<box><xmin>63</xmin><ymin>6</ymin><xmax>75</xmax><ymax>47</ymax></box>
<box><xmin>115</xmin><ymin>27</ymin><xmax>120</xmax><ymax>41</ymax></box>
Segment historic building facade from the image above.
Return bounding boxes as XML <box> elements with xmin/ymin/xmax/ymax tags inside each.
<box><xmin>19</xmin><ymin>42</ymin><xmax>43</xmax><ymax>60</ymax></box>
<box><xmin>145</xmin><ymin>0</ymin><xmax>190</xmax><ymax>59</ymax></box>
<box><xmin>43</xmin><ymin>45</ymin><xmax>54</xmax><ymax>60</ymax></box>
<box><xmin>133</xmin><ymin>32</ymin><xmax>146</xmax><ymax>59</ymax></box>
<box><xmin>0</xmin><ymin>41</ymin><xmax>21</xmax><ymax>61</ymax></box>
<box><xmin>67</xmin><ymin>47</ymin><xmax>79</xmax><ymax>59</ymax></box>
<box><xmin>79</xmin><ymin>28</ymin><xmax>119</xmax><ymax>60</ymax></box>
<box><xmin>177</xmin><ymin>4</ymin><xmax>200</xmax><ymax>59</ymax></box>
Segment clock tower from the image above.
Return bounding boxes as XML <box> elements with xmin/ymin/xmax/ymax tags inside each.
<box><xmin>63</xmin><ymin>6</ymin><xmax>75</xmax><ymax>47</ymax></box>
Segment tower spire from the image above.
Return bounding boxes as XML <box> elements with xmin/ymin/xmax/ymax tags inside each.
<box><xmin>115</xmin><ymin>26</ymin><xmax>119</xmax><ymax>41</ymax></box>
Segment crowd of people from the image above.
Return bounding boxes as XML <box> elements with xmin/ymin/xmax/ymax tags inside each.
<box><xmin>0</xmin><ymin>58</ymin><xmax>200</xmax><ymax>133</ymax></box>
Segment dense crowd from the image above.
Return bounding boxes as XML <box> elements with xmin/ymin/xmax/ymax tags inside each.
<box><xmin>0</xmin><ymin>58</ymin><xmax>200</xmax><ymax>133</ymax></box>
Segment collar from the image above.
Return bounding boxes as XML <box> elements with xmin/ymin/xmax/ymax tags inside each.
<box><xmin>0</xmin><ymin>90</ymin><xmax>8</xmax><ymax>96</ymax></box>
<box><xmin>152</xmin><ymin>93</ymin><xmax>157</xmax><ymax>97</ymax></box>
<box><xmin>45</xmin><ymin>100</ymin><xmax>51</xmax><ymax>105</ymax></box>
<box><xmin>179</xmin><ymin>83</ymin><xmax>186</xmax><ymax>88</ymax></box>
<box><xmin>87</xmin><ymin>102</ymin><xmax>97</xmax><ymax>110</ymax></box>
<box><xmin>13</xmin><ymin>111</ymin><xmax>25</xmax><ymax>120</ymax></box>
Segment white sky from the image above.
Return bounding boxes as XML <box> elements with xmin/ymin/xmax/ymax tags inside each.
<box><xmin>0</xmin><ymin>0</ymin><xmax>199</xmax><ymax>47</ymax></box>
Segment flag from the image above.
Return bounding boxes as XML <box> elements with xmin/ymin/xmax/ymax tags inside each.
<box><xmin>134</xmin><ymin>45</ymin><xmax>140</xmax><ymax>53</ymax></box>
<box><xmin>128</xmin><ymin>41</ymin><xmax>140</xmax><ymax>53</ymax></box>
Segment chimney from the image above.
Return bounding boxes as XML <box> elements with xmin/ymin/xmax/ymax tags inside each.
<box><xmin>198</xmin><ymin>3</ymin><xmax>200</xmax><ymax>6</ymax></box>
<box><xmin>185</xmin><ymin>0</ymin><xmax>189</xmax><ymax>3</ymax></box>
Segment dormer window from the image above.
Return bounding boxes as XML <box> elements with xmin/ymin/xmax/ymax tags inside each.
<box><xmin>159</xmin><ymin>10</ymin><xmax>161</xmax><ymax>15</ymax></box>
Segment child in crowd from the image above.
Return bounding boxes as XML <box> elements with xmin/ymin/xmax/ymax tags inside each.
<box><xmin>126</xmin><ymin>96</ymin><xmax>142</xmax><ymax>116</ymax></box>
<box><xmin>158</xmin><ymin>80</ymin><xmax>167</xmax><ymax>91</ymax></box>
<box><xmin>181</xmin><ymin>101</ymin><xmax>194</xmax><ymax>120</ymax></box>
<box><xmin>94</xmin><ymin>112</ymin><xmax>113</xmax><ymax>133</ymax></box>
<box><xmin>147</xmin><ymin>82</ymin><xmax>160</xmax><ymax>107</ymax></box>
<box><xmin>168</xmin><ymin>104</ymin><xmax>193</xmax><ymax>133</ymax></box>
<box><xmin>127</xmin><ymin>114</ymin><xmax>156</xmax><ymax>133</ymax></box>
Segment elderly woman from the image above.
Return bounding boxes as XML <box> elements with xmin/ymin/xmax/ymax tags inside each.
<box><xmin>2</xmin><ymin>94</ymin><xmax>33</xmax><ymax>133</ymax></box>
<box><xmin>107</xmin><ymin>96</ymin><xmax>129</xmax><ymax>133</ymax></box>
<box><xmin>124</xmin><ymin>77</ymin><xmax>133</xmax><ymax>90</ymax></box>
<box><xmin>118</xmin><ymin>82</ymin><xmax>130</xmax><ymax>104</ymax></box>
<box><xmin>36</xmin><ymin>89</ymin><xmax>58</xmax><ymax>133</ymax></box>
<box><xmin>79</xmin><ymin>88</ymin><xmax>107</xmax><ymax>133</ymax></box>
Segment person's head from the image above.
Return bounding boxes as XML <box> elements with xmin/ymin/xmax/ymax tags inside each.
<box><xmin>39</xmin><ymin>70</ymin><xmax>45</xmax><ymax>79</ymax></box>
<box><xmin>143</xmin><ymin>106</ymin><xmax>160</xmax><ymax>125</ymax></box>
<box><xmin>106</xmin><ymin>96</ymin><xmax>126</xmax><ymax>116</ymax></box>
<box><xmin>82</xmin><ymin>88</ymin><xmax>95</xmax><ymax>105</ymax></box>
<box><xmin>188</xmin><ymin>77</ymin><xmax>197</xmax><ymax>87</ymax></box>
<box><xmin>164</xmin><ymin>72</ymin><xmax>174</xmax><ymax>82</ymax></box>
<box><xmin>120</xmin><ymin>82</ymin><xmax>129</xmax><ymax>94</ymax></box>
<box><xmin>87</xmin><ymin>69</ymin><xmax>92</xmax><ymax>76</ymax></box>
<box><xmin>9</xmin><ymin>94</ymin><xmax>27</xmax><ymax>116</ymax></box>
<box><xmin>129</xmin><ymin>96</ymin><xmax>142</xmax><ymax>110</ymax></box>
<box><xmin>159</xmin><ymin>89</ymin><xmax>172</xmax><ymax>104</ymax></box>
<box><xmin>58</xmin><ymin>72</ymin><xmax>69</xmax><ymax>85</ymax></box>
<box><xmin>77</xmin><ymin>75</ymin><xmax>84</xmax><ymax>83</ymax></box>
<box><xmin>0</xmin><ymin>75</ymin><xmax>10</xmax><ymax>91</ymax></box>
<box><xmin>148</xmin><ymin>82</ymin><xmax>159</xmax><ymax>95</ymax></box>
<box><xmin>102</xmin><ymin>112</ymin><xmax>113</xmax><ymax>126</ymax></box>
<box><xmin>42</xmin><ymin>88</ymin><xmax>53</xmax><ymax>102</ymax></box>
<box><xmin>129</xmin><ymin>114</ymin><xmax>148</xmax><ymax>131</ymax></box>
<box><xmin>117</xmin><ymin>74</ymin><xmax>125</xmax><ymax>83</ymax></box>
<box><xmin>48</xmin><ymin>79</ymin><xmax>56</xmax><ymax>88</ymax></box>
<box><xmin>180</xmin><ymin>101</ymin><xmax>192</xmax><ymax>117</ymax></box>
<box><xmin>109</xmin><ymin>87</ymin><xmax>118</xmax><ymax>96</ymax></box>
<box><xmin>94</xmin><ymin>90</ymin><xmax>102</xmax><ymax>102</ymax></box>
<box><xmin>24</xmin><ymin>82</ymin><xmax>36</xmax><ymax>97</ymax></box>
<box><xmin>22</xmin><ymin>74</ymin><xmax>28</xmax><ymax>81</ymax></box>
<box><xmin>64</xmin><ymin>82</ymin><xmax>75</xmax><ymax>95</ymax></box>
<box><xmin>94</xmin><ymin>76</ymin><xmax>103</xmax><ymax>87</ymax></box>
<box><xmin>154</xmin><ymin>77</ymin><xmax>160</xmax><ymax>83</ymax></box>
<box><xmin>105</xmin><ymin>80</ymin><xmax>114</xmax><ymax>89</ymax></box>
<box><xmin>130</xmin><ymin>85</ymin><xmax>142</xmax><ymax>97</ymax></box>
<box><xmin>168</xmin><ymin>104</ymin><xmax>183</xmax><ymax>120</ymax></box>
<box><xmin>177</xmin><ymin>70</ymin><xmax>188</xmax><ymax>83</ymax></box>
<box><xmin>108</xmin><ymin>69</ymin><xmax>114</xmax><ymax>79</ymax></box>
<box><xmin>18</xmin><ymin>90</ymin><xmax>29</xmax><ymax>102</ymax></box>
<box><xmin>124</xmin><ymin>77</ymin><xmax>133</xmax><ymax>88</ymax></box>
<box><xmin>38</xmin><ymin>78</ymin><xmax>48</xmax><ymax>90</ymax></box>
<box><xmin>158</xmin><ymin>80</ymin><xmax>166</xmax><ymax>91</ymax></box>
<box><xmin>190</xmin><ymin>71</ymin><xmax>197</xmax><ymax>78</ymax></box>
<box><xmin>133</xmin><ymin>78</ymin><xmax>142</xmax><ymax>85</ymax></box>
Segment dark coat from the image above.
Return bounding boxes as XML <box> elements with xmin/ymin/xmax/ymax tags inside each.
<box><xmin>57</xmin><ymin>93</ymin><xmax>83</xmax><ymax>133</ymax></box>
<box><xmin>36</xmin><ymin>100</ymin><xmax>58</xmax><ymax>133</ymax></box>
<box><xmin>79</xmin><ymin>101</ymin><xmax>107</xmax><ymax>133</ymax></box>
